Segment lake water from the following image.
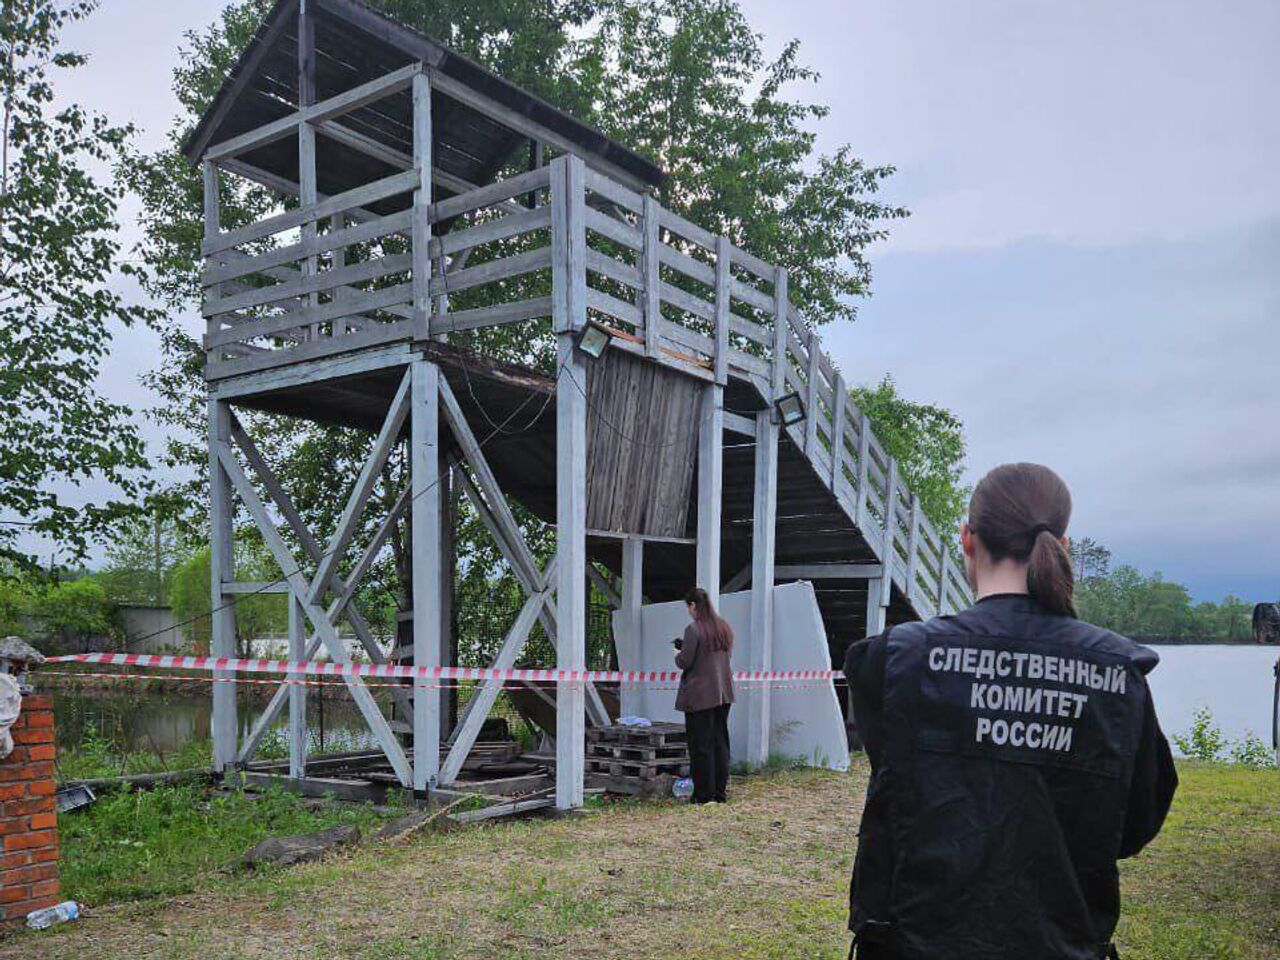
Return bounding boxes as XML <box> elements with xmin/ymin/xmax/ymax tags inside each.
<box><xmin>50</xmin><ymin>688</ymin><xmax>376</xmax><ymax>757</ymax></box>
<box><xmin>1145</xmin><ymin>644</ymin><xmax>1279</xmax><ymax>751</ymax></box>
<box><xmin>46</xmin><ymin>644</ymin><xmax>1280</xmax><ymax>760</ymax></box>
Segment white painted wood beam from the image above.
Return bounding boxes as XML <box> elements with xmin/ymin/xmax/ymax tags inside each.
<box><xmin>410</xmin><ymin>358</ymin><xmax>442</xmax><ymax>791</ymax></box>
<box><xmin>746</xmin><ymin>409</ymin><xmax>779</xmax><ymax>767</ymax></box>
<box><xmin>208</xmin><ymin>398</ymin><xmax>237</xmax><ymax>775</ymax></box>
<box><xmin>696</xmin><ymin>383</ymin><xmax>724</xmax><ymax>608</ymax></box>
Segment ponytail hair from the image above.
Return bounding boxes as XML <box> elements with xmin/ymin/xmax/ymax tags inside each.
<box><xmin>968</xmin><ymin>463</ymin><xmax>1077</xmax><ymax>617</ymax></box>
<box><xmin>683</xmin><ymin>587</ymin><xmax>734</xmax><ymax>651</ymax></box>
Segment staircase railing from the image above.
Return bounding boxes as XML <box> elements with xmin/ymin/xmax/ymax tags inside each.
<box><xmin>570</xmin><ymin>160</ymin><xmax>973</xmax><ymax>616</ymax></box>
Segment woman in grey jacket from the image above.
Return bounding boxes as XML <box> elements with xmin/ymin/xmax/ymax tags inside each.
<box><xmin>674</xmin><ymin>587</ymin><xmax>736</xmax><ymax>803</ymax></box>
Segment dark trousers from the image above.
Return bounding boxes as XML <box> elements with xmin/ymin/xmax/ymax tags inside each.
<box><xmin>685</xmin><ymin>703</ymin><xmax>730</xmax><ymax>802</ymax></box>
<box><xmin>853</xmin><ymin>943</ymin><xmax>902</xmax><ymax>960</ymax></box>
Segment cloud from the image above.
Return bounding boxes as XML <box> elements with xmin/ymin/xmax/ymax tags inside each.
<box><xmin>739</xmin><ymin>0</ymin><xmax>1280</xmax><ymax>252</ymax></box>
<box><xmin>824</xmin><ymin>218</ymin><xmax>1280</xmax><ymax>601</ymax></box>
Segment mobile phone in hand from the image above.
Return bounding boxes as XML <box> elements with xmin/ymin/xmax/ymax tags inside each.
<box><xmin>671</xmin><ymin>637</ymin><xmax>683</xmax><ymax>650</ymax></box>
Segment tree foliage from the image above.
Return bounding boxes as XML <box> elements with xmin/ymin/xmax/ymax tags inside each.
<box><xmin>96</xmin><ymin>511</ymin><xmax>188</xmax><ymax>605</ymax></box>
<box><xmin>1074</xmin><ymin>544</ymin><xmax>1255</xmax><ymax>642</ymax></box>
<box><xmin>32</xmin><ymin>575</ymin><xmax>116</xmax><ymax>648</ymax></box>
<box><xmin>0</xmin><ymin>0</ymin><xmax>158</xmax><ymax>566</ymax></box>
<box><xmin>850</xmin><ymin>375</ymin><xmax>969</xmax><ymax>536</ymax></box>
<box><xmin>575</xmin><ymin>0</ymin><xmax>906</xmax><ymax>322</ymax></box>
<box><xmin>1070</xmin><ymin>536</ymin><xmax>1112</xmax><ymax>583</ymax></box>
<box><xmin>169</xmin><ymin>543</ymin><xmax>286</xmax><ymax>655</ymax></box>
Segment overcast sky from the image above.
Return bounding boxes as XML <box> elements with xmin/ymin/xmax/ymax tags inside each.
<box><xmin>30</xmin><ymin>0</ymin><xmax>1280</xmax><ymax>602</ymax></box>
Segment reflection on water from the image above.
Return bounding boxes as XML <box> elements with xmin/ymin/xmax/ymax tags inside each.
<box><xmin>50</xmin><ymin>688</ymin><xmax>377</xmax><ymax>757</ymax></box>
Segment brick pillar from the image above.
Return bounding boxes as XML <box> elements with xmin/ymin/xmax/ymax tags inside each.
<box><xmin>0</xmin><ymin>695</ymin><xmax>59</xmax><ymax>925</ymax></box>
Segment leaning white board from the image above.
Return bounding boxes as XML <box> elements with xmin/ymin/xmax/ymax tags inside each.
<box><xmin>612</xmin><ymin>581</ymin><xmax>849</xmax><ymax>771</ymax></box>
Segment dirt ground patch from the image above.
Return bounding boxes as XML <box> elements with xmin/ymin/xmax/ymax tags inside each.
<box><xmin>5</xmin><ymin>760</ymin><xmax>1278</xmax><ymax>959</ymax></box>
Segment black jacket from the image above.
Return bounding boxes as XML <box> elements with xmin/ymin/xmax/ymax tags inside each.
<box><xmin>844</xmin><ymin>594</ymin><xmax>1177</xmax><ymax>960</ymax></box>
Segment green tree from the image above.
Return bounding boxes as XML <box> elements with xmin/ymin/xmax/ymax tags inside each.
<box><xmin>849</xmin><ymin>375</ymin><xmax>968</xmax><ymax>536</ymax></box>
<box><xmin>0</xmin><ymin>0</ymin><xmax>159</xmax><ymax>566</ymax></box>
<box><xmin>97</xmin><ymin>511</ymin><xmax>187</xmax><ymax>605</ymax></box>
<box><xmin>576</xmin><ymin>0</ymin><xmax>907</xmax><ymax>322</ymax></box>
<box><xmin>1069</xmin><ymin>536</ymin><xmax>1111</xmax><ymax>583</ymax></box>
<box><xmin>0</xmin><ymin>566</ymin><xmax>37</xmax><ymax>635</ymax></box>
<box><xmin>169</xmin><ymin>542</ymin><xmax>286</xmax><ymax>655</ymax></box>
<box><xmin>32</xmin><ymin>576</ymin><xmax>116</xmax><ymax>650</ymax></box>
<box><xmin>1074</xmin><ymin>546</ymin><xmax>1253</xmax><ymax>643</ymax></box>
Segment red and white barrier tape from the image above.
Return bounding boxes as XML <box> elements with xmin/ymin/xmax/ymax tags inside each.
<box><xmin>46</xmin><ymin>652</ymin><xmax>845</xmax><ymax>685</ymax></box>
<box><xmin>42</xmin><ymin>670</ymin><xmax>839</xmax><ymax>694</ymax></box>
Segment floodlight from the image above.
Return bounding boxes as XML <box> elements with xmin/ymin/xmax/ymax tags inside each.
<box><xmin>773</xmin><ymin>391</ymin><xmax>806</xmax><ymax>426</ymax></box>
<box><xmin>575</xmin><ymin>321</ymin><xmax>613</xmax><ymax>359</ymax></box>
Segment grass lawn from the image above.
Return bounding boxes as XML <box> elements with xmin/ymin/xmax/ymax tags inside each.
<box><xmin>3</xmin><ymin>759</ymin><xmax>1276</xmax><ymax>959</ymax></box>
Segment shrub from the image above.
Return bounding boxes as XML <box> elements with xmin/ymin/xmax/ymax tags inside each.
<box><xmin>1172</xmin><ymin>707</ymin><xmax>1227</xmax><ymax>762</ymax></box>
<box><xmin>1172</xmin><ymin>707</ymin><xmax>1276</xmax><ymax>767</ymax></box>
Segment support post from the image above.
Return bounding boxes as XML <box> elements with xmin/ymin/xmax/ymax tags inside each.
<box><xmin>746</xmin><ymin>409</ymin><xmax>779</xmax><ymax>767</ymax></box>
<box><xmin>411</xmin><ymin>359</ymin><xmax>442</xmax><ymax>791</ymax></box>
<box><xmin>552</xmin><ymin>154</ymin><xmax>588</xmax><ymax>809</ymax></box>
<box><xmin>830</xmin><ymin>371</ymin><xmax>846</xmax><ymax>491</ymax></box>
<box><xmin>865</xmin><ymin>578</ymin><xmax>887</xmax><ymax>637</ymax></box>
<box><xmin>804</xmin><ymin>330</ymin><xmax>820</xmax><ymax>456</ymax></box>
<box><xmin>855</xmin><ymin>410</ymin><xmax>872</xmax><ymax>531</ymax></box>
<box><xmin>696</xmin><ymin>384</ymin><xmax>723</xmax><ymax>607</ymax></box>
<box><xmin>713</xmin><ymin>235</ymin><xmax>731</xmax><ymax>385</ymax></box>
<box><xmin>208</xmin><ymin>398</ymin><xmax>237</xmax><ymax>775</ymax></box>
<box><xmin>904</xmin><ymin>492</ymin><xmax>921</xmax><ymax>609</ymax></box>
<box><xmin>771</xmin><ymin>267</ymin><xmax>788</xmax><ymax>399</ymax></box>
<box><xmin>642</xmin><ymin>193</ymin><xmax>661</xmax><ymax>360</ymax></box>
<box><xmin>440</xmin><ymin>460</ymin><xmax>457</xmax><ymax>732</ymax></box>
<box><xmin>873</xmin><ymin>458</ymin><xmax>899</xmax><ymax>631</ymax></box>
<box><xmin>297</xmin><ymin>0</ymin><xmax>317</xmax><ymax>339</ymax></box>
<box><xmin>620</xmin><ymin>538</ymin><xmax>643</xmax><ymax>666</ymax></box>
<box><xmin>297</xmin><ymin>0</ymin><xmax>315</xmax><ymax>108</ymax></box>
<box><xmin>412</xmin><ymin>71</ymin><xmax>433</xmax><ymax>338</ymax></box>
<box><xmin>287</xmin><ymin>595</ymin><xmax>306</xmax><ymax>780</ymax></box>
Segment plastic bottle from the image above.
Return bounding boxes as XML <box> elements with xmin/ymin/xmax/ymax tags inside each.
<box><xmin>672</xmin><ymin>777</ymin><xmax>694</xmax><ymax>799</ymax></box>
<box><xmin>26</xmin><ymin>901</ymin><xmax>78</xmax><ymax>930</ymax></box>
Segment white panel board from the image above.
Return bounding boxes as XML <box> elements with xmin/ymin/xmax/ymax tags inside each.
<box><xmin>612</xmin><ymin>581</ymin><xmax>849</xmax><ymax>771</ymax></box>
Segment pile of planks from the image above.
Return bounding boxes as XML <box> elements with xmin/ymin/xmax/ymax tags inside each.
<box><xmin>586</xmin><ymin>722</ymin><xmax>689</xmax><ymax>796</ymax></box>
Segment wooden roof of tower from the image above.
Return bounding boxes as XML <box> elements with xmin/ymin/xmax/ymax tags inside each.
<box><xmin>182</xmin><ymin>0</ymin><xmax>664</xmax><ymax>197</ymax></box>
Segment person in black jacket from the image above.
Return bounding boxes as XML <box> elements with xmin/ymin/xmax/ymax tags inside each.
<box><xmin>844</xmin><ymin>463</ymin><xmax>1177</xmax><ymax>960</ymax></box>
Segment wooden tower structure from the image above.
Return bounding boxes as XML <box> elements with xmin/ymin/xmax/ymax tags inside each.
<box><xmin>187</xmin><ymin>0</ymin><xmax>973</xmax><ymax>809</ymax></box>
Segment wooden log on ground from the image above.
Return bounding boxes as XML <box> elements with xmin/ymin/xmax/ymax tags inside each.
<box><xmin>62</xmin><ymin>768</ymin><xmax>214</xmax><ymax>793</ymax></box>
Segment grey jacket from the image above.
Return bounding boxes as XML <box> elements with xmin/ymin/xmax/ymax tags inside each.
<box><xmin>674</xmin><ymin>618</ymin><xmax>736</xmax><ymax>713</ymax></box>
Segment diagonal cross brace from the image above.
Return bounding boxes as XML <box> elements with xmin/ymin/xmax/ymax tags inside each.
<box><xmin>230</xmin><ymin>418</ymin><xmax>411</xmax><ymax>763</ymax></box>
<box><xmin>306</xmin><ymin>368</ymin><xmax>412</xmax><ymax>606</ymax></box>
<box><xmin>438</xmin><ymin>558</ymin><xmax>558</xmax><ymax>784</ymax></box>
<box><xmin>216</xmin><ymin>441</ymin><xmax>414</xmax><ymax>786</ymax></box>
<box><xmin>451</xmin><ymin>459</ymin><xmax>609</xmax><ymax>726</ymax></box>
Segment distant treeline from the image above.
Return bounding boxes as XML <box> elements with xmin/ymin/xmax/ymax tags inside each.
<box><xmin>1071</xmin><ymin>538</ymin><xmax>1258</xmax><ymax>643</ymax></box>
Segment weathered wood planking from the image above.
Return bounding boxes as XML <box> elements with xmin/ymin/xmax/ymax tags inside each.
<box><xmin>584</xmin><ymin>347</ymin><xmax>700</xmax><ymax>539</ymax></box>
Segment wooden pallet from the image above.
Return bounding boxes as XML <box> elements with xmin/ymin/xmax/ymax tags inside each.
<box><xmin>586</xmin><ymin>722</ymin><xmax>687</xmax><ymax>748</ymax></box>
<box><xmin>587</xmin><ymin>742</ymin><xmax>688</xmax><ymax>763</ymax></box>
<box><xmin>585</xmin><ymin>757</ymin><xmax>690</xmax><ymax>779</ymax></box>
